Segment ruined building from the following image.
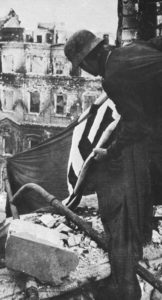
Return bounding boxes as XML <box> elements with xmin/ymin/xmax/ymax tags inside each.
<box><xmin>2</xmin><ymin>1</ymin><xmax>161</xmax><ymax>190</ymax></box>
<box><xmin>117</xmin><ymin>0</ymin><xmax>162</xmax><ymax>45</ymax></box>
<box><xmin>0</xmin><ymin>10</ymin><xmax>104</xmax><ymax>190</ymax></box>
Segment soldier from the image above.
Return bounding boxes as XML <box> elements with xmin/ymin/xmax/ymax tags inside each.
<box><xmin>64</xmin><ymin>30</ymin><xmax>162</xmax><ymax>300</ymax></box>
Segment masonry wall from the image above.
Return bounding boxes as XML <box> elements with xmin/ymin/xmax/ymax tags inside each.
<box><xmin>25</xmin><ymin>43</ymin><xmax>51</xmax><ymax>75</ymax></box>
<box><xmin>117</xmin><ymin>0</ymin><xmax>161</xmax><ymax>45</ymax></box>
<box><xmin>51</xmin><ymin>44</ymin><xmax>70</xmax><ymax>76</ymax></box>
<box><xmin>0</xmin><ymin>37</ymin><xmax>103</xmax><ymax>191</ymax></box>
<box><xmin>1</xmin><ymin>43</ymin><xmax>26</xmax><ymax>73</ymax></box>
<box><xmin>0</xmin><ymin>74</ymin><xmax>102</xmax><ymax>125</ymax></box>
<box><xmin>0</xmin><ymin>41</ymin><xmax>92</xmax><ymax>78</ymax></box>
<box><xmin>0</xmin><ymin>118</ymin><xmax>64</xmax><ymax>191</ymax></box>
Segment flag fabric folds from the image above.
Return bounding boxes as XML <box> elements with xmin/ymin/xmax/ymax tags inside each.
<box><xmin>66</xmin><ymin>99</ymin><xmax>120</xmax><ymax>198</ymax></box>
<box><xmin>6</xmin><ymin>99</ymin><xmax>119</xmax><ymax>214</ymax></box>
<box><xmin>7</xmin><ymin>126</ymin><xmax>74</xmax><ymax>214</ymax></box>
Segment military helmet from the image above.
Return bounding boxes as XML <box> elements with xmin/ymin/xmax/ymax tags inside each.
<box><xmin>64</xmin><ymin>30</ymin><xmax>103</xmax><ymax>69</ymax></box>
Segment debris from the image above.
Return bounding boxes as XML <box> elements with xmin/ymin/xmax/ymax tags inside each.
<box><xmin>0</xmin><ymin>212</ymin><xmax>6</xmax><ymax>227</ymax></box>
<box><xmin>0</xmin><ymin>192</ymin><xmax>7</xmax><ymax>227</ymax></box>
<box><xmin>158</xmin><ymin>221</ymin><xmax>162</xmax><ymax>236</ymax></box>
<box><xmin>0</xmin><ymin>218</ymin><xmax>11</xmax><ymax>239</ymax></box>
<box><xmin>84</xmin><ymin>236</ymin><xmax>91</xmax><ymax>246</ymax></box>
<box><xmin>152</xmin><ymin>230</ymin><xmax>161</xmax><ymax>244</ymax></box>
<box><xmin>8</xmin><ymin>219</ymin><xmax>63</xmax><ymax>247</ymax></box>
<box><xmin>0</xmin><ymin>258</ymin><xmax>5</xmax><ymax>268</ymax></box>
<box><xmin>67</xmin><ymin>234</ymin><xmax>82</xmax><ymax>247</ymax></box>
<box><xmin>39</xmin><ymin>214</ymin><xmax>56</xmax><ymax>228</ymax></box>
<box><xmin>74</xmin><ymin>234</ymin><xmax>82</xmax><ymax>245</ymax></box>
<box><xmin>5</xmin><ymin>220</ymin><xmax>79</xmax><ymax>285</ymax></box>
<box><xmin>57</xmin><ymin>223</ymin><xmax>72</xmax><ymax>233</ymax></box>
<box><xmin>148</xmin><ymin>257</ymin><xmax>162</xmax><ymax>271</ymax></box>
<box><xmin>90</xmin><ymin>241</ymin><xmax>97</xmax><ymax>248</ymax></box>
<box><xmin>25</xmin><ymin>276</ymin><xmax>39</xmax><ymax>300</ymax></box>
<box><xmin>2</xmin><ymin>198</ymin><xmax>162</xmax><ymax>299</ymax></box>
<box><xmin>0</xmin><ymin>192</ymin><xmax>7</xmax><ymax>212</ymax></box>
<box><xmin>150</xmin><ymin>288</ymin><xmax>162</xmax><ymax>300</ymax></box>
<box><xmin>68</xmin><ymin>235</ymin><xmax>77</xmax><ymax>247</ymax></box>
<box><xmin>154</xmin><ymin>206</ymin><xmax>162</xmax><ymax>217</ymax></box>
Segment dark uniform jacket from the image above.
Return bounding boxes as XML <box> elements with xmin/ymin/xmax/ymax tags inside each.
<box><xmin>95</xmin><ymin>38</ymin><xmax>162</xmax><ymax>300</ymax></box>
<box><xmin>102</xmin><ymin>38</ymin><xmax>162</xmax><ymax>158</ymax></box>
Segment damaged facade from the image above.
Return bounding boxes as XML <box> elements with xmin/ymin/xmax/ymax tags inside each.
<box><xmin>117</xmin><ymin>0</ymin><xmax>162</xmax><ymax>45</ymax></box>
<box><xmin>1</xmin><ymin>3</ymin><xmax>162</xmax><ymax>190</ymax></box>
<box><xmin>0</xmin><ymin>9</ymin><xmax>103</xmax><ymax>191</ymax></box>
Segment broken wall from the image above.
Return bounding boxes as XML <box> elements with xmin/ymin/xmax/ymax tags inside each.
<box><xmin>0</xmin><ymin>74</ymin><xmax>102</xmax><ymax>125</ymax></box>
<box><xmin>1</xmin><ymin>43</ymin><xmax>25</xmax><ymax>73</ymax></box>
<box><xmin>25</xmin><ymin>43</ymin><xmax>51</xmax><ymax>75</ymax></box>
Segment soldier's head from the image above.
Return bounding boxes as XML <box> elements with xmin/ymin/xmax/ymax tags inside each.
<box><xmin>64</xmin><ymin>30</ymin><xmax>105</xmax><ymax>76</ymax></box>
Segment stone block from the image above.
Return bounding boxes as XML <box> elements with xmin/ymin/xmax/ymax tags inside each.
<box><xmin>39</xmin><ymin>214</ymin><xmax>56</xmax><ymax>228</ymax></box>
<box><xmin>57</xmin><ymin>223</ymin><xmax>72</xmax><ymax>233</ymax></box>
<box><xmin>5</xmin><ymin>220</ymin><xmax>79</xmax><ymax>285</ymax></box>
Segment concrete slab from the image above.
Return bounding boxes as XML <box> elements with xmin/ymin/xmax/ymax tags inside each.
<box><xmin>5</xmin><ymin>220</ymin><xmax>79</xmax><ymax>285</ymax></box>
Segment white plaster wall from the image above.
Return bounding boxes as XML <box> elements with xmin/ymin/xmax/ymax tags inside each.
<box><xmin>51</xmin><ymin>45</ymin><xmax>71</xmax><ymax>76</ymax></box>
<box><xmin>33</xmin><ymin>29</ymin><xmax>47</xmax><ymax>43</ymax></box>
<box><xmin>25</xmin><ymin>45</ymin><xmax>51</xmax><ymax>75</ymax></box>
<box><xmin>1</xmin><ymin>44</ymin><xmax>25</xmax><ymax>73</ymax></box>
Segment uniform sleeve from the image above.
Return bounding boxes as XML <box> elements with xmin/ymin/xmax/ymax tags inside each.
<box><xmin>103</xmin><ymin>46</ymin><xmax>156</xmax><ymax>160</ymax></box>
<box><xmin>104</xmin><ymin>81</ymin><xmax>151</xmax><ymax>159</ymax></box>
<box><xmin>106</xmin><ymin>118</ymin><xmax>151</xmax><ymax>159</ymax></box>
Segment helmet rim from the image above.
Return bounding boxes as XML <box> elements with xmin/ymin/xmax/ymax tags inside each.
<box><xmin>72</xmin><ymin>37</ymin><xmax>103</xmax><ymax>68</ymax></box>
<box><xmin>64</xmin><ymin>30</ymin><xmax>103</xmax><ymax>69</ymax></box>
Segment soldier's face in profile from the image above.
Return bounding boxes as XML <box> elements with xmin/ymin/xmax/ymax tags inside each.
<box><xmin>80</xmin><ymin>55</ymin><xmax>99</xmax><ymax>76</ymax></box>
<box><xmin>79</xmin><ymin>44</ymin><xmax>104</xmax><ymax>76</ymax></box>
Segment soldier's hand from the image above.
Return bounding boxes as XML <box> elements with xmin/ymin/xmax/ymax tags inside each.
<box><xmin>93</xmin><ymin>147</ymin><xmax>122</xmax><ymax>174</ymax></box>
<box><xmin>92</xmin><ymin>147</ymin><xmax>108</xmax><ymax>161</ymax></box>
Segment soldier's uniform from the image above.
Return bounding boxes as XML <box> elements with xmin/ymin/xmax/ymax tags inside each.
<box><xmin>95</xmin><ymin>39</ymin><xmax>162</xmax><ymax>300</ymax></box>
<box><xmin>65</xmin><ymin>32</ymin><xmax>162</xmax><ymax>300</ymax></box>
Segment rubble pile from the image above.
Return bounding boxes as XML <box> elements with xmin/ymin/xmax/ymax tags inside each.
<box><xmin>139</xmin><ymin>210</ymin><xmax>162</xmax><ymax>300</ymax></box>
<box><xmin>0</xmin><ymin>205</ymin><xmax>110</xmax><ymax>300</ymax></box>
<box><xmin>23</xmin><ymin>206</ymin><xmax>109</xmax><ymax>280</ymax></box>
<box><xmin>2</xmin><ymin>201</ymin><xmax>162</xmax><ymax>299</ymax></box>
<box><xmin>22</xmin><ymin>206</ymin><xmax>162</xmax><ymax>299</ymax></box>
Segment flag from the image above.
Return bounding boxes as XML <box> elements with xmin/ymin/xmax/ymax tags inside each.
<box><xmin>6</xmin><ymin>126</ymin><xmax>74</xmax><ymax>215</ymax></box>
<box><xmin>64</xmin><ymin>98</ymin><xmax>120</xmax><ymax>208</ymax></box>
<box><xmin>6</xmin><ymin>96</ymin><xmax>120</xmax><ymax>214</ymax></box>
